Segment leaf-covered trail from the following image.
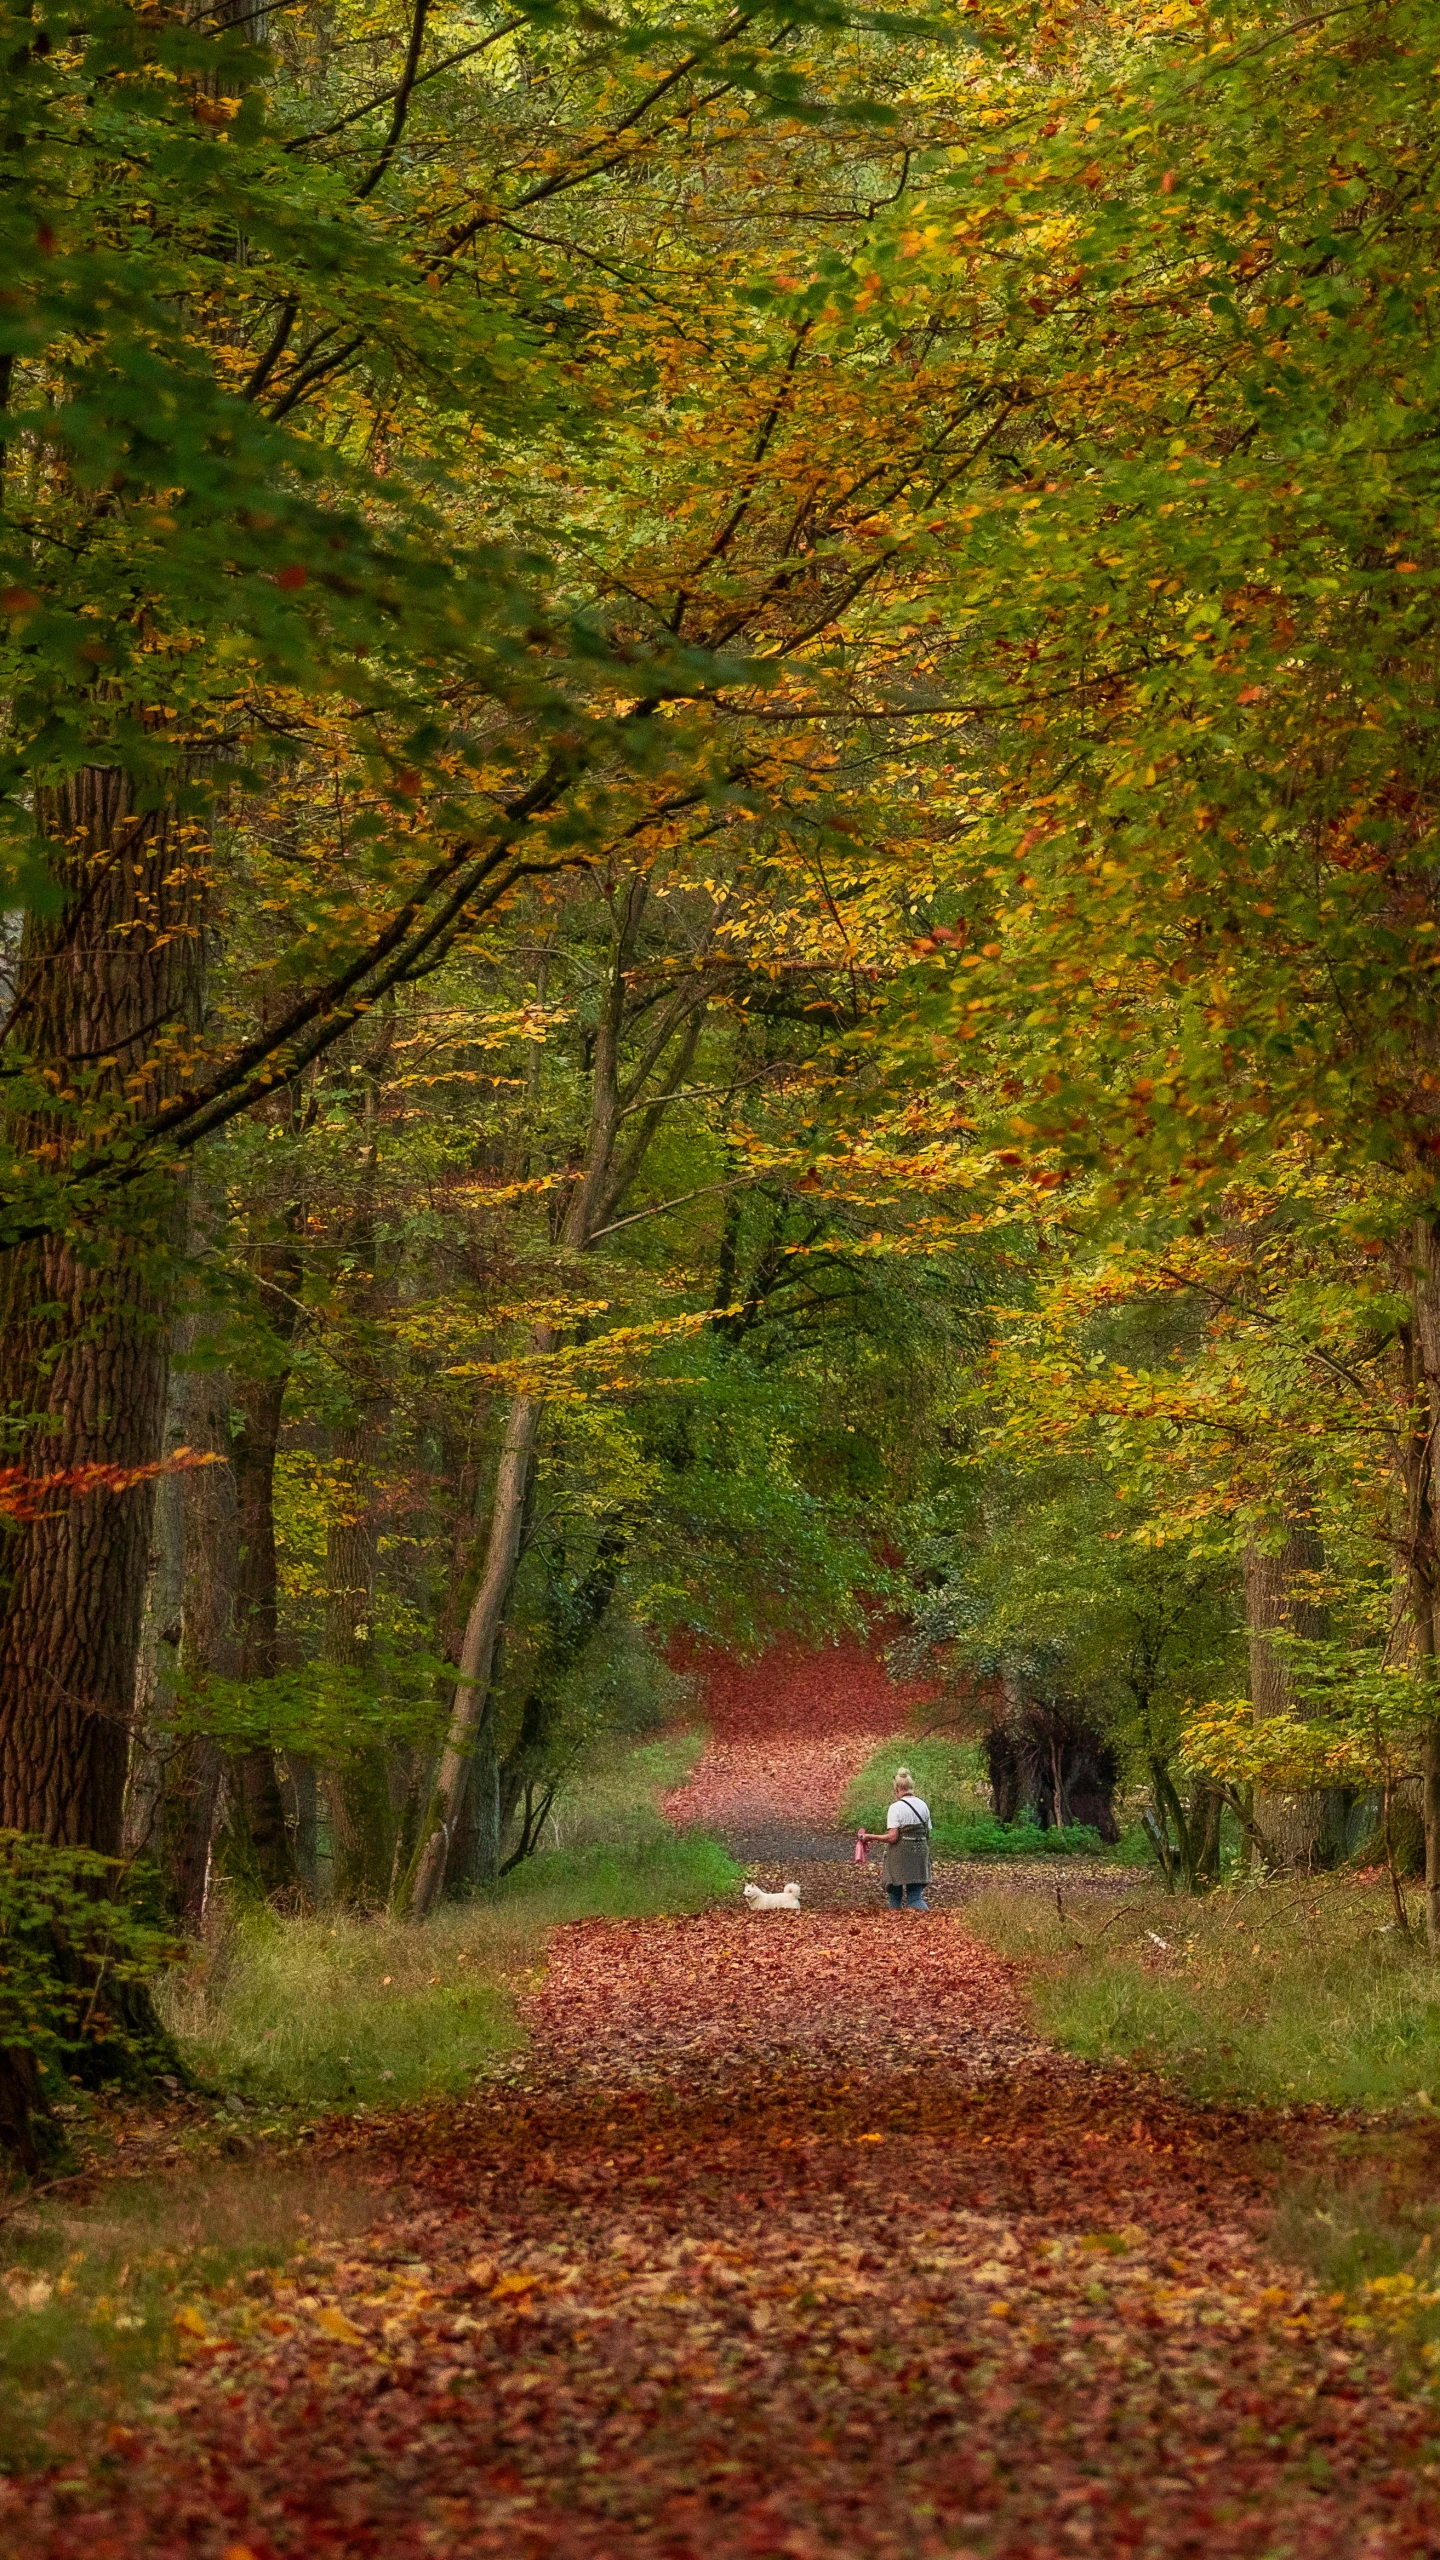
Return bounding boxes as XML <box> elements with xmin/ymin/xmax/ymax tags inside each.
<box><xmin>660</xmin><ymin>1630</ymin><xmax>937</xmax><ymax>1843</ymax></box>
<box><xmin>12</xmin><ymin>1911</ymin><xmax>1440</xmax><ymax>2557</ymax></box>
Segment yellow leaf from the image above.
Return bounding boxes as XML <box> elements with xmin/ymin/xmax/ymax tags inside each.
<box><xmin>314</xmin><ymin>2305</ymin><xmax>366</xmax><ymax>2344</ymax></box>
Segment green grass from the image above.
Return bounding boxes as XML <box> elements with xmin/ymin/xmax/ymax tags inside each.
<box><xmin>0</xmin><ymin>2155</ymin><xmax>375</xmax><ymax>2467</ymax></box>
<box><xmin>161</xmin><ymin>1729</ymin><xmax>735</xmax><ymax>2115</ymax></box>
<box><xmin>965</xmin><ymin>1872</ymin><xmax>1440</xmax><ymax>2111</ymax></box>
<box><xmin>160</xmin><ymin>1899</ymin><xmax>525</xmax><ymax>2113</ymax></box>
<box><xmin>965</xmin><ymin>1871</ymin><xmax>1440</xmax><ymax>2376</ymax></box>
<box><xmin>0</xmin><ymin>1726</ymin><xmax>738</xmax><ymax>2465</ymax></box>
<box><xmin>495</xmin><ymin>1831</ymin><xmax>739</xmax><ymax>1921</ymax></box>
<box><xmin>843</xmin><ymin>1735</ymin><xmax>1103</xmax><ymax>1859</ymax></box>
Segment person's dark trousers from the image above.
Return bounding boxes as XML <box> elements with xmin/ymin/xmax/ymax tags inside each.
<box><xmin>886</xmin><ymin>1883</ymin><xmax>929</xmax><ymax>1910</ymax></box>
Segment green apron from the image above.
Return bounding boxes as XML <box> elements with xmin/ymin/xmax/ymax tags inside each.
<box><xmin>882</xmin><ymin>1799</ymin><xmax>932</xmax><ymax>1888</ymax></box>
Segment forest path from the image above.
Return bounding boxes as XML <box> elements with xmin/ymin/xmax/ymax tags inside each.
<box><xmin>658</xmin><ymin>1633</ymin><xmax>1128</xmax><ymax>1911</ymax></box>
<box><xmin>13</xmin><ymin>1909</ymin><xmax>1439</xmax><ymax>2558</ymax></box>
<box><xmin>659</xmin><ymin>1628</ymin><xmax>930</xmax><ymax>1872</ymax></box>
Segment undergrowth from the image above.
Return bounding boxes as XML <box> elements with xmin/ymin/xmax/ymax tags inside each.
<box><xmin>0</xmin><ymin>2157</ymin><xmax>374</xmax><ymax>2468</ymax></box>
<box><xmin>966</xmin><ymin>1871</ymin><xmax>1440</xmax><ymax>2377</ymax></box>
<box><xmin>966</xmin><ymin>1871</ymin><xmax>1440</xmax><ymax>2112</ymax></box>
<box><xmin>162</xmin><ymin>1730</ymin><xmax>734</xmax><ymax>2114</ymax></box>
<box><xmin>844</xmin><ymin>1737</ymin><xmax>1103</xmax><ymax>1858</ymax></box>
<box><xmin>0</xmin><ymin>1730</ymin><xmax>736</xmax><ymax>2463</ymax></box>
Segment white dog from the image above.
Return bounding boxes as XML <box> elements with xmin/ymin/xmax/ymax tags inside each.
<box><xmin>743</xmin><ymin>1880</ymin><xmax>801</xmax><ymax>1911</ymax></box>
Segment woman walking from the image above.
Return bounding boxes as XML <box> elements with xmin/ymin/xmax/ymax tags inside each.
<box><xmin>858</xmin><ymin>1767</ymin><xmax>932</xmax><ymax>1911</ymax></box>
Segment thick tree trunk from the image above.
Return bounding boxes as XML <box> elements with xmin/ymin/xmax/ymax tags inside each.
<box><xmin>171</xmin><ymin>1361</ymin><xmax>235</xmax><ymax>1915</ymax></box>
<box><xmin>1246</xmin><ymin>1521</ymin><xmax>1329</xmax><ymax>1871</ymax></box>
<box><xmin>0</xmin><ymin>774</ymin><xmax>203</xmax><ymax>1851</ymax></box>
<box><xmin>123</xmin><ymin>1379</ymin><xmax>187</xmax><ymax>1867</ymax></box>
<box><xmin>283</xmin><ymin>1753</ymin><xmax>320</xmax><ymax>1898</ymax></box>
<box><xmin>123</xmin><ymin>1350</ymin><xmax>231</xmax><ymax>1924</ymax></box>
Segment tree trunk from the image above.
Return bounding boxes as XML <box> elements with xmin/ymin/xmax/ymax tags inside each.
<box><xmin>0</xmin><ymin>774</ymin><xmax>203</xmax><ymax>1851</ymax></box>
<box><xmin>231</xmin><ymin>1225</ymin><xmax>305</xmax><ymax>1898</ymax></box>
<box><xmin>1188</xmin><ymin>1780</ymin><xmax>1223</xmax><ymax>1888</ymax></box>
<box><xmin>1403</xmin><ymin>1217</ymin><xmax>1440</xmax><ymax>1950</ymax></box>
<box><xmin>283</xmin><ymin>1752</ymin><xmax>320</xmax><ymax>1899</ymax></box>
<box><xmin>171</xmin><ymin>1360</ymin><xmax>235</xmax><ymax>1915</ymax></box>
<box><xmin>123</xmin><ymin>1347</ymin><xmax>232</xmax><ymax>1925</ymax></box>
<box><xmin>403</xmin><ymin>1391</ymin><xmax>543</xmax><ymax>1916</ymax></box>
<box><xmin>123</xmin><ymin>1373</ymin><xmax>188</xmax><ymax>1866</ymax></box>
<box><xmin>401</xmin><ymin>876</ymin><xmax>709</xmax><ymax>1920</ymax></box>
<box><xmin>1246</xmin><ymin>1521</ymin><xmax>1328</xmax><ymax>1871</ymax></box>
<box><xmin>232</xmin><ymin>1317</ymin><xmax>300</xmax><ymax>1680</ymax></box>
<box><xmin>324</xmin><ymin>1423</ymin><xmax>393</xmax><ymax>1907</ymax></box>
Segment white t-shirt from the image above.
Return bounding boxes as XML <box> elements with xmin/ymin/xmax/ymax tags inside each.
<box><xmin>887</xmin><ymin>1796</ymin><xmax>930</xmax><ymax>1832</ymax></box>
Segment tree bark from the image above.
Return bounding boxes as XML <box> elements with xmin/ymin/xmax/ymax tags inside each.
<box><xmin>322</xmin><ymin>1422</ymin><xmax>395</xmax><ymax>1907</ymax></box>
<box><xmin>123</xmin><ymin>1371</ymin><xmax>188</xmax><ymax>1867</ymax></box>
<box><xmin>319</xmin><ymin>1047</ymin><xmax>398</xmax><ymax>1908</ymax></box>
<box><xmin>123</xmin><ymin>1347</ymin><xmax>233</xmax><ymax>1924</ymax></box>
<box><xmin>0</xmin><ymin>774</ymin><xmax>203</xmax><ymax>1851</ymax></box>
<box><xmin>172</xmin><ymin>1360</ymin><xmax>236</xmax><ymax>1914</ymax></box>
<box><xmin>230</xmin><ymin>1221</ymin><xmax>306</xmax><ymax>1896</ymax></box>
<box><xmin>232</xmin><ymin>1254</ymin><xmax>303</xmax><ymax>1686</ymax></box>
<box><xmin>404</xmin><ymin>1391</ymin><xmax>543</xmax><ymax>1915</ymax></box>
<box><xmin>285</xmin><ymin>1752</ymin><xmax>320</xmax><ymax>1898</ymax></box>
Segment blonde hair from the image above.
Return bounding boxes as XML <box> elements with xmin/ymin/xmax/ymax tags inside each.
<box><xmin>894</xmin><ymin>1766</ymin><xmax>915</xmax><ymax>1791</ymax></box>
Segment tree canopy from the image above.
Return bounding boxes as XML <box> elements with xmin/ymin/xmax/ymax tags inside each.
<box><xmin>4</xmin><ymin>0</ymin><xmax>1440</xmax><ymax>1974</ymax></box>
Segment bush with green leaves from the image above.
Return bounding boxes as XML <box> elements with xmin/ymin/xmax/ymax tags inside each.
<box><xmin>0</xmin><ymin>1834</ymin><xmax>181</xmax><ymax>2162</ymax></box>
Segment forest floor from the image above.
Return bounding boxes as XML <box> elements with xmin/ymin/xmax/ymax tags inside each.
<box><xmin>6</xmin><ymin>1689</ymin><xmax>1440</xmax><ymax>2553</ymax></box>
<box><xmin>7</xmin><ymin>1908</ymin><xmax>1440</xmax><ymax>2557</ymax></box>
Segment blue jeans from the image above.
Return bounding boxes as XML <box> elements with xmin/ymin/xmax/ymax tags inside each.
<box><xmin>887</xmin><ymin>1883</ymin><xmax>929</xmax><ymax>1910</ymax></box>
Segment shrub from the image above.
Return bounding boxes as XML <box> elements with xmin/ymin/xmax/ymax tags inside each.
<box><xmin>949</xmin><ymin>1811</ymin><xmax>1105</xmax><ymax>1859</ymax></box>
<box><xmin>0</xmin><ymin>1834</ymin><xmax>181</xmax><ymax>2167</ymax></box>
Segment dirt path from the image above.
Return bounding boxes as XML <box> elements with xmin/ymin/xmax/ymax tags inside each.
<box><xmin>11</xmin><ymin>1909</ymin><xmax>1439</xmax><ymax>2558</ymax></box>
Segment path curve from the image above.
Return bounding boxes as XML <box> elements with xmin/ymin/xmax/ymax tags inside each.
<box><xmin>12</xmin><ymin>1909</ymin><xmax>1439</xmax><ymax>2557</ymax></box>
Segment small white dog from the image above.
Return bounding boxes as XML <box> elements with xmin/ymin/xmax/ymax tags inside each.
<box><xmin>743</xmin><ymin>1880</ymin><xmax>801</xmax><ymax>1911</ymax></box>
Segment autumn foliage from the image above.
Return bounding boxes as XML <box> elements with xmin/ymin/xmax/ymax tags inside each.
<box><xmin>12</xmin><ymin>1911</ymin><xmax>1440</xmax><ymax>2557</ymax></box>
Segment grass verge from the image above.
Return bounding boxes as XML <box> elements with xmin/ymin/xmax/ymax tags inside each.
<box><xmin>0</xmin><ymin>2155</ymin><xmax>375</xmax><ymax>2468</ymax></box>
<box><xmin>0</xmin><ymin>1728</ymin><xmax>735</xmax><ymax>2464</ymax></box>
<box><xmin>964</xmin><ymin>1870</ymin><xmax>1440</xmax><ymax>2112</ymax></box>
<box><xmin>161</xmin><ymin>1729</ymin><xmax>732</xmax><ymax>2115</ymax></box>
<box><xmin>843</xmin><ymin>1735</ymin><xmax>1103</xmax><ymax>1858</ymax></box>
<box><xmin>965</xmin><ymin>1869</ymin><xmax>1440</xmax><ymax>2375</ymax></box>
